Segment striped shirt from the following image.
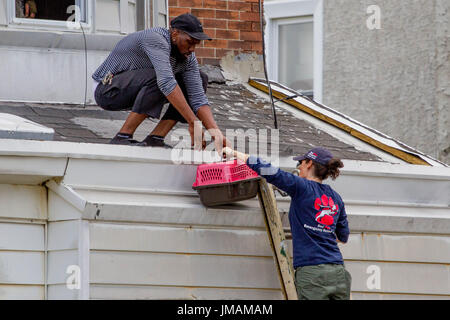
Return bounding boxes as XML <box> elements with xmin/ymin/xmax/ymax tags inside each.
<box><xmin>92</xmin><ymin>27</ymin><xmax>209</xmax><ymax>114</ymax></box>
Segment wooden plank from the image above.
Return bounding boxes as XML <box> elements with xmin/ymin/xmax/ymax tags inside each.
<box><xmin>257</xmin><ymin>179</ymin><xmax>298</xmax><ymax>300</ymax></box>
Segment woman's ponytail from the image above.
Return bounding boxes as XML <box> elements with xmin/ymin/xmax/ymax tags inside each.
<box><xmin>326</xmin><ymin>158</ymin><xmax>344</xmax><ymax>180</ymax></box>
<box><xmin>311</xmin><ymin>158</ymin><xmax>344</xmax><ymax>181</ymax></box>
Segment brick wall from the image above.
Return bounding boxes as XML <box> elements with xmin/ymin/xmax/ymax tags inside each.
<box><xmin>169</xmin><ymin>0</ymin><xmax>263</xmax><ymax>65</ymax></box>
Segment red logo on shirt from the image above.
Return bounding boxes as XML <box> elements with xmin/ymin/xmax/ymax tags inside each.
<box><xmin>314</xmin><ymin>195</ymin><xmax>339</xmax><ymax>229</ymax></box>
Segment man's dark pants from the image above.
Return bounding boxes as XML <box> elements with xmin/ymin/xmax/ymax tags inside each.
<box><xmin>94</xmin><ymin>68</ymin><xmax>208</xmax><ymax>123</ymax></box>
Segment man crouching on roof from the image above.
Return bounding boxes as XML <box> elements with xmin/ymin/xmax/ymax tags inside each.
<box><xmin>92</xmin><ymin>13</ymin><xmax>229</xmax><ymax>153</ymax></box>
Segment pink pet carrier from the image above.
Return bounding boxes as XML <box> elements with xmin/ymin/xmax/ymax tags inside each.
<box><xmin>192</xmin><ymin>160</ymin><xmax>260</xmax><ymax>206</ymax></box>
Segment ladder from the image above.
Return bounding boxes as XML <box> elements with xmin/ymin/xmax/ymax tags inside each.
<box><xmin>257</xmin><ymin>178</ymin><xmax>298</xmax><ymax>300</ymax></box>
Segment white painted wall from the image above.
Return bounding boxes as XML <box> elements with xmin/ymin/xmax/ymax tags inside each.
<box><xmin>0</xmin><ymin>0</ymin><xmax>138</xmax><ymax>104</ymax></box>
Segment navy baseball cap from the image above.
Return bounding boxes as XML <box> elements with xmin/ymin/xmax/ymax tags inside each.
<box><xmin>293</xmin><ymin>147</ymin><xmax>333</xmax><ymax>166</ymax></box>
<box><xmin>170</xmin><ymin>13</ymin><xmax>212</xmax><ymax>41</ymax></box>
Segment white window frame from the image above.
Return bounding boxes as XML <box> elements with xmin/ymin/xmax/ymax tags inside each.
<box><xmin>150</xmin><ymin>0</ymin><xmax>169</xmax><ymax>28</ymax></box>
<box><xmin>6</xmin><ymin>0</ymin><xmax>93</xmax><ymax>32</ymax></box>
<box><xmin>265</xmin><ymin>0</ymin><xmax>323</xmax><ymax>102</ymax></box>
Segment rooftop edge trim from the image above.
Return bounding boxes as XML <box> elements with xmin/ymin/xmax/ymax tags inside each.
<box><xmin>249</xmin><ymin>78</ymin><xmax>446</xmax><ymax>167</ymax></box>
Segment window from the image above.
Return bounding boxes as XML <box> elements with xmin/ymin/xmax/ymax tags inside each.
<box><xmin>137</xmin><ymin>0</ymin><xmax>168</xmax><ymax>30</ymax></box>
<box><xmin>277</xmin><ymin>16</ymin><xmax>314</xmax><ymax>96</ymax></box>
<box><xmin>265</xmin><ymin>0</ymin><xmax>323</xmax><ymax>102</ymax></box>
<box><xmin>10</xmin><ymin>0</ymin><xmax>89</xmax><ymax>28</ymax></box>
<box><xmin>152</xmin><ymin>0</ymin><xmax>168</xmax><ymax>28</ymax></box>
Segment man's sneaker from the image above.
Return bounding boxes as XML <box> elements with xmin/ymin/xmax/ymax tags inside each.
<box><xmin>109</xmin><ymin>133</ymin><xmax>139</xmax><ymax>145</ymax></box>
<box><xmin>137</xmin><ymin>135</ymin><xmax>173</xmax><ymax>149</ymax></box>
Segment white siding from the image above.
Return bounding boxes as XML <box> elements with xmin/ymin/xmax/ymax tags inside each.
<box><xmin>0</xmin><ymin>285</ymin><xmax>44</xmax><ymax>300</ymax></box>
<box><xmin>351</xmin><ymin>292</ymin><xmax>450</xmax><ymax>300</ymax></box>
<box><xmin>90</xmin><ymin>223</ymin><xmax>272</xmax><ymax>256</ymax></box>
<box><xmin>346</xmin><ymin>261</ymin><xmax>450</xmax><ymax>296</ymax></box>
<box><xmin>90</xmin><ymin>285</ymin><xmax>283</xmax><ymax>300</ymax></box>
<box><xmin>1</xmin><ymin>140</ymin><xmax>450</xmax><ymax>299</ymax></box>
<box><xmin>47</xmin><ymin>250</ymin><xmax>80</xmax><ymax>285</ymax></box>
<box><xmin>90</xmin><ymin>251</ymin><xmax>281</xmax><ymax>289</ymax></box>
<box><xmin>0</xmin><ymin>251</ymin><xmax>44</xmax><ymax>284</ymax></box>
<box><xmin>341</xmin><ymin>233</ymin><xmax>450</xmax><ymax>264</ymax></box>
<box><xmin>88</xmin><ymin>222</ymin><xmax>282</xmax><ymax>299</ymax></box>
<box><xmin>0</xmin><ymin>184</ymin><xmax>46</xmax><ymax>220</ymax></box>
<box><xmin>0</xmin><ymin>221</ymin><xmax>45</xmax><ymax>299</ymax></box>
<box><xmin>48</xmin><ymin>221</ymin><xmax>82</xmax><ymax>252</ymax></box>
<box><xmin>0</xmin><ymin>223</ymin><xmax>44</xmax><ymax>251</ymax></box>
<box><xmin>47</xmin><ymin>284</ymin><xmax>82</xmax><ymax>300</ymax></box>
<box><xmin>48</xmin><ymin>190</ymin><xmax>83</xmax><ymax>222</ymax></box>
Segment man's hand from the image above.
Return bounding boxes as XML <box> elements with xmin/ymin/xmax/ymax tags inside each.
<box><xmin>222</xmin><ymin>147</ymin><xmax>249</xmax><ymax>162</ymax></box>
<box><xmin>189</xmin><ymin>120</ymin><xmax>205</xmax><ymax>150</ymax></box>
<box><xmin>197</xmin><ymin>105</ymin><xmax>230</xmax><ymax>155</ymax></box>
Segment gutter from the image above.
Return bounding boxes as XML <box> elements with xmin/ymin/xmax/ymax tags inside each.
<box><xmin>248</xmin><ymin>78</ymin><xmax>447</xmax><ymax>167</ymax></box>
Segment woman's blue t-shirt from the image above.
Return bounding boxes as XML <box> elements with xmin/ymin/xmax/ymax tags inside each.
<box><xmin>246</xmin><ymin>156</ymin><xmax>350</xmax><ymax>268</ymax></box>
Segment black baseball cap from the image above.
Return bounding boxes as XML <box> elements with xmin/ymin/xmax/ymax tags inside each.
<box><xmin>293</xmin><ymin>147</ymin><xmax>333</xmax><ymax>166</ymax></box>
<box><xmin>170</xmin><ymin>13</ymin><xmax>212</xmax><ymax>41</ymax></box>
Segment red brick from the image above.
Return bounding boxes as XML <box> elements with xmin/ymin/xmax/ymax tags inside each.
<box><xmin>178</xmin><ymin>0</ymin><xmax>203</xmax><ymax>6</ymax></box>
<box><xmin>191</xmin><ymin>8</ymin><xmax>216</xmax><ymax>18</ymax></box>
<box><xmin>204</xmin><ymin>39</ymin><xmax>228</xmax><ymax>48</ymax></box>
<box><xmin>228</xmin><ymin>1</ymin><xmax>252</xmax><ymax>11</ymax></box>
<box><xmin>251</xmin><ymin>22</ymin><xmax>261</xmax><ymax>31</ymax></box>
<box><xmin>195</xmin><ymin>47</ymin><xmax>216</xmax><ymax>58</ymax></box>
<box><xmin>169</xmin><ymin>0</ymin><xmax>178</xmax><ymax>6</ymax></box>
<box><xmin>245</xmin><ymin>0</ymin><xmax>260</xmax><ymax>3</ymax></box>
<box><xmin>240</xmin><ymin>31</ymin><xmax>261</xmax><ymax>41</ymax></box>
<box><xmin>227</xmin><ymin>20</ymin><xmax>252</xmax><ymax>31</ymax></box>
<box><xmin>216</xmin><ymin>29</ymin><xmax>240</xmax><ymax>40</ymax></box>
<box><xmin>169</xmin><ymin>8</ymin><xmax>191</xmax><ymax>17</ymax></box>
<box><xmin>204</xmin><ymin>0</ymin><xmax>227</xmax><ymax>9</ymax></box>
<box><xmin>216</xmin><ymin>10</ymin><xmax>240</xmax><ymax>20</ymax></box>
<box><xmin>240</xmin><ymin>12</ymin><xmax>260</xmax><ymax>22</ymax></box>
<box><xmin>251</xmin><ymin>41</ymin><xmax>263</xmax><ymax>52</ymax></box>
<box><xmin>227</xmin><ymin>40</ymin><xmax>252</xmax><ymax>50</ymax></box>
<box><xmin>203</xmin><ymin>28</ymin><xmax>216</xmax><ymax>38</ymax></box>
<box><xmin>202</xmin><ymin>18</ymin><xmax>227</xmax><ymax>29</ymax></box>
<box><xmin>216</xmin><ymin>49</ymin><xmax>234</xmax><ymax>58</ymax></box>
<box><xmin>252</xmin><ymin>3</ymin><xmax>261</xmax><ymax>12</ymax></box>
<box><xmin>201</xmin><ymin>58</ymin><xmax>221</xmax><ymax>66</ymax></box>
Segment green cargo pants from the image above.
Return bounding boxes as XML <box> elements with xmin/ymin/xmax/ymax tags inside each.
<box><xmin>295</xmin><ymin>264</ymin><xmax>352</xmax><ymax>300</ymax></box>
